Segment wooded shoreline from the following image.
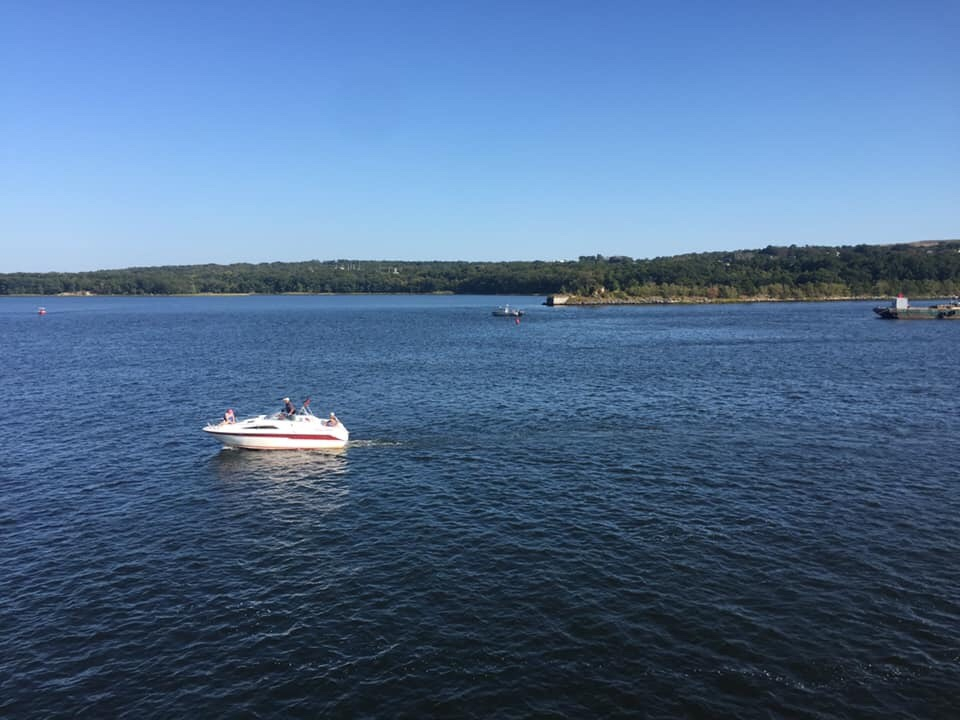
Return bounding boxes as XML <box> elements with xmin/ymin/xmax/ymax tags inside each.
<box><xmin>4</xmin><ymin>240</ymin><xmax>959</xmax><ymax>300</ymax></box>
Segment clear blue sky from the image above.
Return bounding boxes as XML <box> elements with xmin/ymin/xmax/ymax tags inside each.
<box><xmin>2</xmin><ymin>0</ymin><xmax>957</xmax><ymax>272</ymax></box>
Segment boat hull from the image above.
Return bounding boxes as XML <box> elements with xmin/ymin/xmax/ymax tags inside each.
<box><xmin>203</xmin><ymin>415</ymin><xmax>349</xmax><ymax>450</ymax></box>
<box><xmin>873</xmin><ymin>305</ymin><xmax>960</xmax><ymax>319</ymax></box>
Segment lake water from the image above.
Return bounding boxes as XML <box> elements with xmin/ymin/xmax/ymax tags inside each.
<box><xmin>1</xmin><ymin>295</ymin><xmax>958</xmax><ymax>718</ymax></box>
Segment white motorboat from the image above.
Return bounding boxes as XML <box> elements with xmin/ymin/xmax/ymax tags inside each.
<box><xmin>492</xmin><ymin>304</ymin><xmax>524</xmax><ymax>317</ymax></box>
<box><xmin>203</xmin><ymin>402</ymin><xmax>349</xmax><ymax>450</ymax></box>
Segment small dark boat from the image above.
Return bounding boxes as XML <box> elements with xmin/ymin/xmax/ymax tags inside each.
<box><xmin>492</xmin><ymin>305</ymin><xmax>524</xmax><ymax>317</ymax></box>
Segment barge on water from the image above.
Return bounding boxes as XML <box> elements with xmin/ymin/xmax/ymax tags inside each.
<box><xmin>874</xmin><ymin>295</ymin><xmax>960</xmax><ymax>320</ymax></box>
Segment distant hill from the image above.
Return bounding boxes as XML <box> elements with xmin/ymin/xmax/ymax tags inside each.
<box><xmin>3</xmin><ymin>240</ymin><xmax>960</xmax><ymax>300</ymax></box>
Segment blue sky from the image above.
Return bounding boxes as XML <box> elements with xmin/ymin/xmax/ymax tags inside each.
<box><xmin>2</xmin><ymin>0</ymin><xmax>957</xmax><ymax>272</ymax></box>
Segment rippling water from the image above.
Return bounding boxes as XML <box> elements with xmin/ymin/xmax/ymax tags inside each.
<box><xmin>2</xmin><ymin>296</ymin><xmax>958</xmax><ymax>718</ymax></box>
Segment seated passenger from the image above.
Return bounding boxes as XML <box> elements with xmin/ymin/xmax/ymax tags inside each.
<box><xmin>281</xmin><ymin>397</ymin><xmax>296</xmax><ymax>419</ymax></box>
<box><xmin>223</xmin><ymin>408</ymin><xmax>236</xmax><ymax>424</ymax></box>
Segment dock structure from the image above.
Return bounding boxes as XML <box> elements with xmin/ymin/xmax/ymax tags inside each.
<box><xmin>545</xmin><ymin>295</ymin><xmax>569</xmax><ymax>306</ymax></box>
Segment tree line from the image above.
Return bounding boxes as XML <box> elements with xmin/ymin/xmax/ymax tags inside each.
<box><xmin>3</xmin><ymin>241</ymin><xmax>959</xmax><ymax>300</ymax></box>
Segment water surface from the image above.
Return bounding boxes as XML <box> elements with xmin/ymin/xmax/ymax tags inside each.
<box><xmin>1</xmin><ymin>296</ymin><xmax>957</xmax><ymax>718</ymax></box>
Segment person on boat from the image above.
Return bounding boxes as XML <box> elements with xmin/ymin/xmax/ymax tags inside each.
<box><xmin>222</xmin><ymin>408</ymin><xmax>236</xmax><ymax>424</ymax></box>
<box><xmin>326</xmin><ymin>412</ymin><xmax>339</xmax><ymax>427</ymax></box>
<box><xmin>281</xmin><ymin>397</ymin><xmax>296</xmax><ymax>419</ymax></box>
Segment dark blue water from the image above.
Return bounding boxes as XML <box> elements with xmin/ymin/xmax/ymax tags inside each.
<box><xmin>2</xmin><ymin>296</ymin><xmax>958</xmax><ymax>718</ymax></box>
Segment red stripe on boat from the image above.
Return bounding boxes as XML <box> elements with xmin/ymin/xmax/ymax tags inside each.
<box><xmin>206</xmin><ymin>430</ymin><xmax>340</xmax><ymax>441</ymax></box>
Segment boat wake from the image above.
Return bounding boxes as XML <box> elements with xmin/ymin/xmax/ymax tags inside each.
<box><xmin>346</xmin><ymin>439</ymin><xmax>403</xmax><ymax>449</ymax></box>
